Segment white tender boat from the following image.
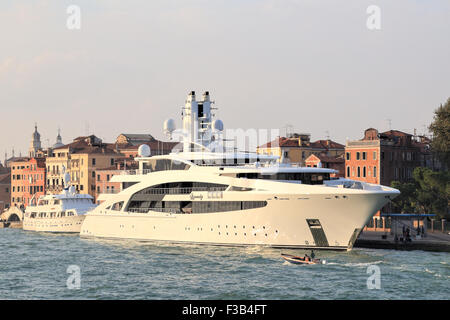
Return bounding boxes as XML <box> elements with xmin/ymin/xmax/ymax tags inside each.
<box><xmin>80</xmin><ymin>91</ymin><xmax>400</xmax><ymax>250</ymax></box>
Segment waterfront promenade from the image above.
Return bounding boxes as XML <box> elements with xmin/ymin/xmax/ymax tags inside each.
<box><xmin>355</xmin><ymin>230</ymin><xmax>450</xmax><ymax>252</ymax></box>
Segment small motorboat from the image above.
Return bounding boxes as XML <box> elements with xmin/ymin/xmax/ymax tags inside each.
<box><xmin>281</xmin><ymin>253</ymin><xmax>322</xmax><ymax>265</ymax></box>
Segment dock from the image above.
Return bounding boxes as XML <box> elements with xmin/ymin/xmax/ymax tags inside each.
<box><xmin>355</xmin><ymin>230</ymin><xmax>450</xmax><ymax>252</ymax></box>
<box><xmin>0</xmin><ymin>221</ymin><xmax>23</xmax><ymax>229</ymax></box>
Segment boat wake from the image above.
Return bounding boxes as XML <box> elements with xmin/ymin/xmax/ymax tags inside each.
<box><xmin>325</xmin><ymin>260</ymin><xmax>383</xmax><ymax>268</ymax></box>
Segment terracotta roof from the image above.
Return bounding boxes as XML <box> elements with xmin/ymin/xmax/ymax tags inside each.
<box><xmin>259</xmin><ymin>137</ymin><xmax>344</xmax><ymax>150</ymax></box>
<box><xmin>118</xmin><ymin>133</ymin><xmax>156</xmax><ymax>143</ymax></box>
<box><xmin>306</xmin><ymin>153</ymin><xmax>344</xmax><ymax>164</ymax></box>
<box><xmin>310</xmin><ymin>140</ymin><xmax>345</xmax><ymax>150</ymax></box>
<box><xmin>116</xmin><ymin>141</ymin><xmax>178</xmax><ymax>151</ymax></box>
<box><xmin>380</xmin><ymin>130</ymin><xmax>412</xmax><ymax>137</ymax></box>
<box><xmin>53</xmin><ymin>136</ymin><xmax>121</xmax><ymax>155</ymax></box>
<box><xmin>317</xmin><ymin>154</ymin><xmax>344</xmax><ymax>163</ymax></box>
<box><xmin>7</xmin><ymin>157</ymin><xmax>30</xmax><ymax>163</ymax></box>
<box><xmin>258</xmin><ymin>137</ymin><xmax>301</xmax><ymax>148</ymax></box>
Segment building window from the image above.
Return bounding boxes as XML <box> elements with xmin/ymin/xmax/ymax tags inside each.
<box><xmin>107</xmin><ymin>175</ymin><xmax>110</xmax><ymax>181</ymax></box>
<box><xmin>97</xmin><ymin>175</ymin><xmax>100</xmax><ymax>181</ymax></box>
<box><xmin>346</xmin><ymin>152</ymin><xmax>350</xmax><ymax>161</ymax></box>
<box><xmin>362</xmin><ymin>152</ymin><xmax>366</xmax><ymax>160</ymax></box>
<box><xmin>363</xmin><ymin>166</ymin><xmax>366</xmax><ymax>177</ymax></box>
<box><xmin>92</xmin><ymin>158</ymin><xmax>96</xmax><ymax>166</ymax></box>
<box><xmin>374</xmin><ymin>166</ymin><xmax>377</xmax><ymax>178</ymax></box>
<box><xmin>92</xmin><ymin>171</ymin><xmax>95</xmax><ymax>178</ymax></box>
<box><xmin>111</xmin><ymin>158</ymin><xmax>115</xmax><ymax>166</ymax></box>
<box><xmin>356</xmin><ymin>152</ymin><xmax>360</xmax><ymax>160</ymax></box>
<box><xmin>357</xmin><ymin>166</ymin><xmax>361</xmax><ymax>177</ymax></box>
<box><xmin>346</xmin><ymin>166</ymin><xmax>350</xmax><ymax>177</ymax></box>
<box><xmin>373</xmin><ymin>152</ymin><xmax>377</xmax><ymax>160</ymax></box>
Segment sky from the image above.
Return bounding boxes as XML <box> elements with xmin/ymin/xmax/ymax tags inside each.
<box><xmin>1</xmin><ymin>0</ymin><xmax>449</xmax><ymax>157</ymax></box>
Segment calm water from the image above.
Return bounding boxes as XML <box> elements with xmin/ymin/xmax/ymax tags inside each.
<box><xmin>0</xmin><ymin>228</ymin><xmax>448</xmax><ymax>300</ymax></box>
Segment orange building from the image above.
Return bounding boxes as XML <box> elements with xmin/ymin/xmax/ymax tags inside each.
<box><xmin>345</xmin><ymin>128</ymin><xmax>432</xmax><ymax>230</ymax></box>
<box><xmin>10</xmin><ymin>158</ymin><xmax>46</xmax><ymax>208</ymax></box>
<box><xmin>345</xmin><ymin>128</ymin><xmax>428</xmax><ymax>186</ymax></box>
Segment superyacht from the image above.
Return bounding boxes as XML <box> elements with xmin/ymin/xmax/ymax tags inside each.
<box><xmin>23</xmin><ymin>170</ymin><xmax>97</xmax><ymax>233</ymax></box>
<box><xmin>80</xmin><ymin>91</ymin><xmax>399</xmax><ymax>250</ymax></box>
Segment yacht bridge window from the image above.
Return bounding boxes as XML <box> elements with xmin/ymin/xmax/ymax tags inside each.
<box><xmin>142</xmin><ymin>159</ymin><xmax>191</xmax><ymax>172</ymax></box>
<box><xmin>236</xmin><ymin>172</ymin><xmax>330</xmax><ymax>185</ymax></box>
<box><xmin>131</xmin><ymin>182</ymin><xmax>228</xmax><ymax>195</ymax></box>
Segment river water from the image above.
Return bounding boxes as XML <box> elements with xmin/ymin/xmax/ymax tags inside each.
<box><xmin>0</xmin><ymin>228</ymin><xmax>448</xmax><ymax>300</ymax></box>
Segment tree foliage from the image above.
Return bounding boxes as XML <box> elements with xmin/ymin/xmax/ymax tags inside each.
<box><xmin>390</xmin><ymin>167</ymin><xmax>449</xmax><ymax>219</ymax></box>
<box><xmin>429</xmin><ymin>97</ymin><xmax>450</xmax><ymax>169</ymax></box>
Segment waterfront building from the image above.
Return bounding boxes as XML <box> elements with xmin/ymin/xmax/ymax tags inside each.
<box><xmin>345</xmin><ymin>128</ymin><xmax>430</xmax><ymax>186</ymax></box>
<box><xmin>10</xmin><ymin>157</ymin><xmax>46</xmax><ymax>208</ymax></box>
<box><xmin>305</xmin><ymin>153</ymin><xmax>345</xmax><ymax>178</ymax></box>
<box><xmin>46</xmin><ymin>135</ymin><xmax>125</xmax><ymax>199</ymax></box>
<box><xmin>345</xmin><ymin>128</ymin><xmax>434</xmax><ymax>230</ymax></box>
<box><xmin>257</xmin><ymin>133</ymin><xmax>344</xmax><ymax>166</ymax></box>
<box><xmin>0</xmin><ymin>171</ymin><xmax>11</xmax><ymax>212</ymax></box>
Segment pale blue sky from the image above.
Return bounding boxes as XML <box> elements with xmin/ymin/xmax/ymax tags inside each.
<box><xmin>1</xmin><ymin>0</ymin><xmax>449</xmax><ymax>156</ymax></box>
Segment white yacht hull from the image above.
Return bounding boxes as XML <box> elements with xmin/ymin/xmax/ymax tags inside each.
<box><xmin>23</xmin><ymin>215</ymin><xmax>86</xmax><ymax>233</ymax></box>
<box><xmin>81</xmin><ymin>191</ymin><xmax>390</xmax><ymax>250</ymax></box>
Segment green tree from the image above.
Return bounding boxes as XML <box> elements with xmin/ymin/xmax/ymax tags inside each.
<box><xmin>390</xmin><ymin>180</ymin><xmax>417</xmax><ymax>213</ymax></box>
<box><xmin>390</xmin><ymin>167</ymin><xmax>449</xmax><ymax>219</ymax></box>
<box><xmin>429</xmin><ymin>97</ymin><xmax>450</xmax><ymax>169</ymax></box>
<box><xmin>413</xmin><ymin>167</ymin><xmax>449</xmax><ymax>218</ymax></box>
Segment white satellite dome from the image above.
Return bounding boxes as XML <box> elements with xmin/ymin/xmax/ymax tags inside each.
<box><xmin>138</xmin><ymin>144</ymin><xmax>151</xmax><ymax>157</ymax></box>
<box><xmin>164</xmin><ymin>118</ymin><xmax>176</xmax><ymax>134</ymax></box>
<box><xmin>212</xmin><ymin>119</ymin><xmax>224</xmax><ymax>132</ymax></box>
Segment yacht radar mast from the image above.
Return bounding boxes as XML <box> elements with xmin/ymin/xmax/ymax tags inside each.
<box><xmin>181</xmin><ymin>91</ymin><xmax>222</xmax><ymax>152</ymax></box>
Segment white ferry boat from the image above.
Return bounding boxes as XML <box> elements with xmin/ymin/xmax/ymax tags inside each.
<box><xmin>23</xmin><ymin>172</ymin><xmax>96</xmax><ymax>233</ymax></box>
<box><xmin>80</xmin><ymin>91</ymin><xmax>400</xmax><ymax>250</ymax></box>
